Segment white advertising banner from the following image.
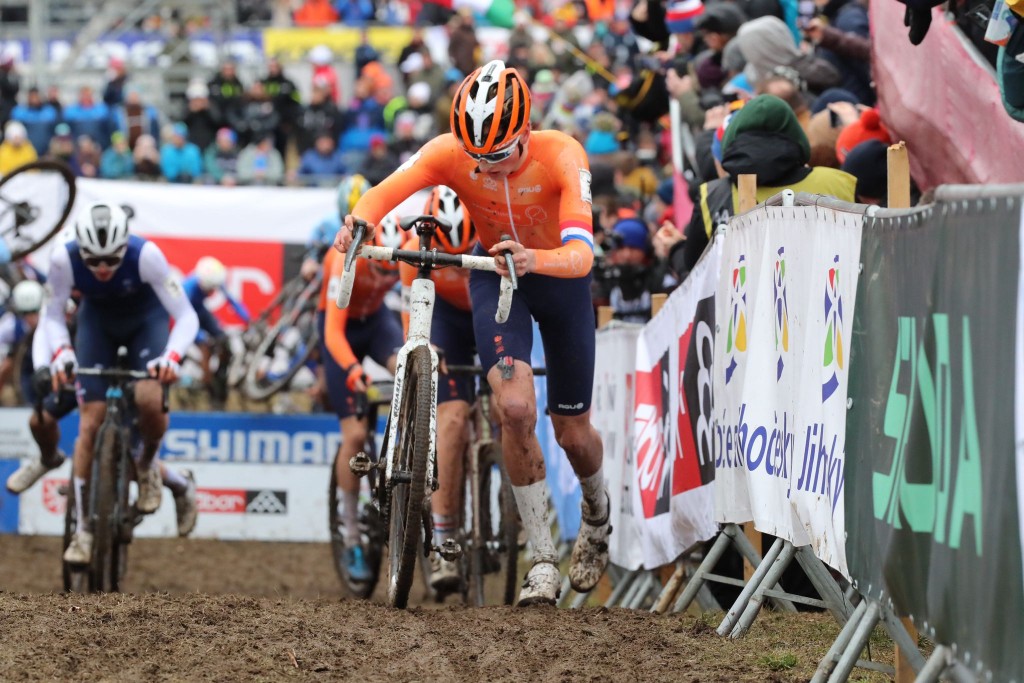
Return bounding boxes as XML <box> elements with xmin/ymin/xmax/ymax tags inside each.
<box><xmin>632</xmin><ymin>237</ymin><xmax>720</xmax><ymax>569</ymax></box>
<box><xmin>592</xmin><ymin>323</ymin><xmax>644</xmax><ymax>570</ymax></box>
<box><xmin>713</xmin><ymin>206</ymin><xmax>860</xmax><ymax>576</ymax></box>
<box><xmin>19</xmin><ymin>460</ymin><xmax>331</xmax><ymax>542</ymax></box>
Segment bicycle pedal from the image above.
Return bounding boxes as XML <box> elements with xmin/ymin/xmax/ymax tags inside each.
<box><xmin>348</xmin><ymin>452</ymin><xmax>374</xmax><ymax>477</ymax></box>
<box><xmin>435</xmin><ymin>538</ymin><xmax>463</xmax><ymax>562</ymax></box>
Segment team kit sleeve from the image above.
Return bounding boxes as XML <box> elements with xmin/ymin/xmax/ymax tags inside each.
<box><xmin>0</xmin><ymin>313</ymin><xmax>18</xmax><ymax>358</ymax></box>
<box><xmin>349</xmin><ymin>137</ymin><xmax>451</xmax><ymax>225</ymax></box>
<box><xmin>139</xmin><ymin>241</ymin><xmax>200</xmax><ymax>359</ymax></box>
<box><xmin>531</xmin><ymin>140</ymin><xmax>596</xmax><ymax>279</ymax></box>
<box><xmin>34</xmin><ymin>246</ymin><xmax>74</xmax><ymax>369</ymax></box>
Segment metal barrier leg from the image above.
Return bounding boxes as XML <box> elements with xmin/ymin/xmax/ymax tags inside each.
<box><xmin>557</xmin><ymin>577</ymin><xmax>574</xmax><ymax>608</ymax></box>
<box><xmin>619</xmin><ymin>571</ymin><xmax>650</xmax><ymax>609</ymax></box>
<box><xmin>727</xmin><ymin>526</ymin><xmax>797</xmax><ymax>612</ymax></box>
<box><xmin>730</xmin><ymin>541</ymin><xmax>798</xmax><ymax>638</ymax></box>
<box><xmin>915</xmin><ymin>646</ymin><xmax>952</xmax><ymax>683</ymax></box>
<box><xmin>671</xmin><ymin>530</ymin><xmax>733</xmax><ymax>614</ymax></box>
<box><xmin>794</xmin><ymin>546</ymin><xmax>852</xmax><ymax>625</ymax></box>
<box><xmin>812</xmin><ymin>600</ymin><xmax>869</xmax><ymax>683</ymax></box>
<box><xmin>694</xmin><ymin>581</ymin><xmax>723</xmax><ymax>612</ymax></box>
<box><xmin>717</xmin><ymin>537</ymin><xmax>786</xmax><ymax>637</ymax></box>
<box><xmin>877</xmin><ymin>605</ymin><xmax>927</xmax><ymax>674</ymax></box>
<box><xmin>626</xmin><ymin>573</ymin><xmax>659</xmax><ymax>610</ymax></box>
<box><xmin>602</xmin><ymin>570</ymin><xmax>639</xmax><ymax>608</ymax></box>
<box><xmin>828</xmin><ymin>601</ymin><xmax>881</xmax><ymax>683</ymax></box>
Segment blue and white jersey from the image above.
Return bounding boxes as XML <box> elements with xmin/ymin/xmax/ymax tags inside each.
<box><xmin>33</xmin><ymin>234</ymin><xmax>199</xmax><ymax>369</ymax></box>
<box><xmin>0</xmin><ymin>311</ymin><xmax>27</xmax><ymax>358</ymax></box>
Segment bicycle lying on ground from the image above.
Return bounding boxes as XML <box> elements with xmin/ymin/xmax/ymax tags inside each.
<box><xmin>0</xmin><ymin>159</ymin><xmax>76</xmax><ymax>261</ymax></box>
<box><xmin>338</xmin><ymin>215</ymin><xmax>514</xmax><ymax>608</ymax></box>
<box><xmin>62</xmin><ymin>347</ymin><xmax>168</xmax><ymax>593</ymax></box>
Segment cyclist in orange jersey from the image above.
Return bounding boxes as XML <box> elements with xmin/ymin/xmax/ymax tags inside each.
<box><xmin>320</xmin><ymin>214</ymin><xmax>405</xmax><ymax>583</ymax></box>
<box><xmin>398</xmin><ymin>185</ymin><xmax>477</xmax><ymax>594</ymax></box>
<box><xmin>336</xmin><ymin>61</ymin><xmax>610</xmax><ymax>606</ymax></box>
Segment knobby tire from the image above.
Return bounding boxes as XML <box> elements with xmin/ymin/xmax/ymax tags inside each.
<box><xmin>89</xmin><ymin>425</ymin><xmax>122</xmax><ymax>593</ymax></box>
<box><xmin>387</xmin><ymin>345</ymin><xmax>432</xmax><ymax>609</ymax></box>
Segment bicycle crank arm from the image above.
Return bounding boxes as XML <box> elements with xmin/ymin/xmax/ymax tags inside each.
<box><xmin>433</xmin><ymin>538</ymin><xmax>463</xmax><ymax>562</ymax></box>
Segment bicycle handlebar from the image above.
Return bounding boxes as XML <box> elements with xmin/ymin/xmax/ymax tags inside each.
<box><xmin>335</xmin><ymin>219</ymin><xmax>514</xmax><ymax>324</ymax></box>
<box><xmin>75</xmin><ymin>367</ymin><xmax>171</xmax><ymax>413</ymax></box>
<box><xmin>446</xmin><ymin>364</ymin><xmax>547</xmax><ymax>376</ymax></box>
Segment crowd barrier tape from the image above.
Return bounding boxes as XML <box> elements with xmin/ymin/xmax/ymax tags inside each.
<box><xmin>594</xmin><ymin>186</ymin><xmax>1024</xmax><ymax>681</ymax></box>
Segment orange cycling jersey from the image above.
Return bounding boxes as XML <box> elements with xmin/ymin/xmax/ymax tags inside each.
<box><xmin>320</xmin><ymin>247</ymin><xmax>399</xmax><ymax>368</ymax></box>
<box><xmin>351</xmin><ymin>131</ymin><xmax>595</xmax><ymax>279</ymax></box>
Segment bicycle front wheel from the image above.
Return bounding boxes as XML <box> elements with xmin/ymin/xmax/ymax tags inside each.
<box><xmin>0</xmin><ymin>159</ymin><xmax>76</xmax><ymax>261</ymax></box>
<box><xmin>386</xmin><ymin>345</ymin><xmax>433</xmax><ymax>609</ymax></box>
<box><xmin>89</xmin><ymin>425</ymin><xmax>126</xmax><ymax>593</ymax></box>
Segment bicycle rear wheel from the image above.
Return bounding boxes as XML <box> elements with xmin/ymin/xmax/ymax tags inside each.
<box><xmin>89</xmin><ymin>425</ymin><xmax>126</xmax><ymax>593</ymax></box>
<box><xmin>386</xmin><ymin>345</ymin><xmax>433</xmax><ymax>609</ymax></box>
<box><xmin>0</xmin><ymin>159</ymin><xmax>76</xmax><ymax>261</ymax></box>
<box><xmin>62</xmin><ymin>481</ymin><xmax>87</xmax><ymax>593</ymax></box>
<box><xmin>328</xmin><ymin>445</ymin><xmax>383</xmax><ymax>599</ymax></box>
<box><xmin>498</xmin><ymin>472</ymin><xmax>521</xmax><ymax>606</ymax></box>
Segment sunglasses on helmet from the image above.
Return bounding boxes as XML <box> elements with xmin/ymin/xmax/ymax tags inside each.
<box><xmin>467</xmin><ymin>138</ymin><xmax>520</xmax><ymax>164</ymax></box>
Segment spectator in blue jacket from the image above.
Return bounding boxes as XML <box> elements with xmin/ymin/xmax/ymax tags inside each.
<box><xmin>296</xmin><ymin>131</ymin><xmax>347</xmax><ymax>183</ymax></box>
<box><xmin>62</xmin><ymin>86</ymin><xmax>113</xmax><ymax>149</ymax></box>
<box><xmin>11</xmin><ymin>87</ymin><xmax>59</xmax><ymax>156</ymax></box>
<box><xmin>160</xmin><ymin>122</ymin><xmax>203</xmax><ymax>183</ymax></box>
<box><xmin>99</xmin><ymin>131</ymin><xmax>134</xmax><ymax>179</ymax></box>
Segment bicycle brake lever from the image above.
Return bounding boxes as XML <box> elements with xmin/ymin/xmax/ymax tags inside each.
<box><xmin>344</xmin><ymin>222</ymin><xmax>367</xmax><ymax>272</ymax></box>
<box><xmin>498</xmin><ymin>233</ymin><xmax>518</xmax><ymax>290</ymax></box>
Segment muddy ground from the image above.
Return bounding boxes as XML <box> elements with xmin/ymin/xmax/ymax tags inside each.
<box><xmin>0</xmin><ymin>536</ymin><xmax>894</xmax><ymax>682</ymax></box>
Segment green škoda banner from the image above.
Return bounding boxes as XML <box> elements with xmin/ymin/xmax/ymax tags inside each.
<box><xmin>845</xmin><ymin>196</ymin><xmax>1024</xmax><ymax>682</ymax></box>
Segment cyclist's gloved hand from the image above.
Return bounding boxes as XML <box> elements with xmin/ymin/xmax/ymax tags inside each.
<box><xmin>147</xmin><ymin>351</ymin><xmax>182</xmax><ymax>384</ymax></box>
<box><xmin>345</xmin><ymin>363</ymin><xmax>368</xmax><ymax>393</ymax></box>
<box><xmin>50</xmin><ymin>346</ymin><xmax>77</xmax><ymax>392</ymax></box>
<box><xmin>31</xmin><ymin>366</ymin><xmax>52</xmax><ymax>399</ymax></box>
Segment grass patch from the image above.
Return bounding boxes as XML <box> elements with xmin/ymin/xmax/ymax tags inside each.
<box><xmin>759</xmin><ymin>652</ymin><xmax>798</xmax><ymax>671</ymax></box>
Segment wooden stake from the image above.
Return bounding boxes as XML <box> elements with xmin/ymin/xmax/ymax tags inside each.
<box><xmin>887</xmin><ymin>142</ymin><xmax>911</xmax><ymax>209</ymax></box>
<box><xmin>597</xmin><ymin>305</ymin><xmax>613</xmax><ymax>329</ymax></box>
<box><xmin>737</xmin><ymin>174</ymin><xmax>758</xmax><ymax>213</ymax></box>
<box><xmin>651</xmin><ymin>293</ymin><xmax>668</xmax><ymax>317</ymax></box>
<box><xmin>888</xmin><ymin>141</ymin><xmax>917</xmax><ymax>683</ymax></box>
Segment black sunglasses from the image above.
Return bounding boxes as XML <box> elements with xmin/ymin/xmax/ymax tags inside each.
<box><xmin>82</xmin><ymin>254</ymin><xmax>124</xmax><ymax>269</ymax></box>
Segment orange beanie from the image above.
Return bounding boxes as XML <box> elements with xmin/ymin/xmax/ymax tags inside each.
<box><xmin>835</xmin><ymin>108</ymin><xmax>891</xmax><ymax>164</ymax></box>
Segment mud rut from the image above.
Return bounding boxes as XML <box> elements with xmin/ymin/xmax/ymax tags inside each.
<box><xmin>0</xmin><ymin>536</ymin><xmax>854</xmax><ymax>682</ymax></box>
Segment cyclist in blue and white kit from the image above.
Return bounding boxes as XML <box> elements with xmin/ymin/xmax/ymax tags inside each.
<box><xmin>39</xmin><ymin>202</ymin><xmax>200</xmax><ymax>564</ymax></box>
<box><xmin>182</xmin><ymin>256</ymin><xmax>250</xmax><ymax>390</ymax></box>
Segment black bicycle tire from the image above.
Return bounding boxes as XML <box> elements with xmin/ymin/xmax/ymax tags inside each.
<box><xmin>0</xmin><ymin>159</ymin><xmax>77</xmax><ymax>261</ymax></box>
<box><xmin>499</xmin><ymin>472</ymin><xmax>521</xmax><ymax>606</ymax></box>
<box><xmin>387</xmin><ymin>345</ymin><xmax>432</xmax><ymax>609</ymax></box>
<box><xmin>61</xmin><ymin>480</ymin><xmax>88</xmax><ymax>593</ymax></box>
<box><xmin>227</xmin><ymin>275</ymin><xmax>303</xmax><ymax>389</ymax></box>
<box><xmin>467</xmin><ymin>456</ymin><xmax>491</xmax><ymax>608</ymax></box>
<box><xmin>328</xmin><ymin>446</ymin><xmax>377</xmax><ymax>599</ymax></box>
<box><xmin>89</xmin><ymin>424</ymin><xmax>121</xmax><ymax>593</ymax></box>
<box><xmin>243</xmin><ymin>320</ymin><xmax>318</xmax><ymax>400</ymax></box>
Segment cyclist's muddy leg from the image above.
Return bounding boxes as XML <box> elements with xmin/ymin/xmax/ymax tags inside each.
<box><xmin>337</xmin><ymin>415</ymin><xmax>367</xmax><ymax>546</ymax></box>
<box><xmin>134</xmin><ymin>380</ymin><xmax>168</xmax><ymax>470</ymax></box>
<box><xmin>433</xmin><ymin>399</ymin><xmax>469</xmax><ymax>543</ymax></box>
<box><xmin>489</xmin><ymin>360</ymin><xmax>556</xmax><ymax>563</ymax></box>
<box><xmin>73</xmin><ymin>400</ymin><xmax>107</xmax><ymax>531</ymax></box>
<box><xmin>550</xmin><ymin>412</ymin><xmax>607</xmax><ymax>520</ymax></box>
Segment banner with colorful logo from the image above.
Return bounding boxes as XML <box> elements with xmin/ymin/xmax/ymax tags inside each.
<box><xmin>845</xmin><ymin>194</ymin><xmax>1024</xmax><ymax>683</ymax></box>
<box><xmin>592</xmin><ymin>323</ymin><xmax>645</xmax><ymax>570</ymax></box>
<box><xmin>632</xmin><ymin>236</ymin><xmax>719</xmax><ymax>569</ymax></box>
<box><xmin>713</xmin><ymin>207</ymin><xmax>860</xmax><ymax>575</ymax></box>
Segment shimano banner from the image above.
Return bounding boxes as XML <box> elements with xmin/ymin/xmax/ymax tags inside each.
<box><xmin>713</xmin><ymin>206</ymin><xmax>860</xmax><ymax>576</ymax></box>
<box><xmin>633</xmin><ymin>236</ymin><xmax>719</xmax><ymax>569</ymax></box>
<box><xmin>592</xmin><ymin>323</ymin><xmax>645</xmax><ymax>570</ymax></box>
<box><xmin>845</xmin><ymin>194</ymin><xmax>1024</xmax><ymax>683</ymax></box>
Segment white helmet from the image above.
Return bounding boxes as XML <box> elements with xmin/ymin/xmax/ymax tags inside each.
<box><xmin>11</xmin><ymin>280</ymin><xmax>43</xmax><ymax>314</ymax></box>
<box><xmin>75</xmin><ymin>202</ymin><xmax>130</xmax><ymax>258</ymax></box>
<box><xmin>373</xmin><ymin>213</ymin><xmax>405</xmax><ymax>251</ymax></box>
<box><xmin>195</xmin><ymin>256</ymin><xmax>227</xmax><ymax>291</ymax></box>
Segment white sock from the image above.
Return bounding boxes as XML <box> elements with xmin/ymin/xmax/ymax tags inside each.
<box><xmin>579</xmin><ymin>467</ymin><xmax>608</xmax><ymax>523</ymax></box>
<box><xmin>512</xmin><ymin>481</ymin><xmax>557</xmax><ymax>564</ymax></box>
<box><xmin>432</xmin><ymin>513</ymin><xmax>458</xmax><ymax>545</ymax></box>
<box><xmin>73</xmin><ymin>476</ymin><xmax>87</xmax><ymax>533</ymax></box>
<box><xmin>339</xmin><ymin>488</ymin><xmax>360</xmax><ymax>546</ymax></box>
<box><xmin>162</xmin><ymin>467</ymin><xmax>188</xmax><ymax>496</ymax></box>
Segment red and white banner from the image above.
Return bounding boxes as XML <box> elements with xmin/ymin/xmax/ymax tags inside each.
<box><xmin>632</xmin><ymin>237</ymin><xmax>720</xmax><ymax>569</ymax></box>
<box><xmin>592</xmin><ymin>323</ymin><xmax>645</xmax><ymax>570</ymax></box>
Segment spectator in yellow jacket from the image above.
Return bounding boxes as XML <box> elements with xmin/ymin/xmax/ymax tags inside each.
<box><xmin>0</xmin><ymin>121</ymin><xmax>37</xmax><ymax>177</ymax></box>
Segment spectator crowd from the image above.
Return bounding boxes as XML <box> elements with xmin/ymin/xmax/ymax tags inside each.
<box><xmin>0</xmin><ymin>0</ymin><xmax>909</xmax><ymax>319</ymax></box>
